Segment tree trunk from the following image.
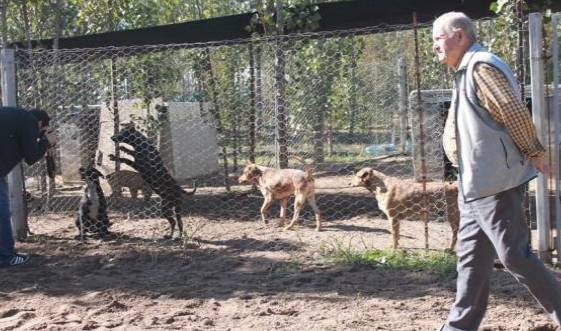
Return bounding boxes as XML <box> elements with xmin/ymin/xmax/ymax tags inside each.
<box><xmin>248</xmin><ymin>42</ymin><xmax>257</xmax><ymax>164</ymax></box>
<box><xmin>110</xmin><ymin>58</ymin><xmax>122</xmax><ymax>193</ymax></box>
<box><xmin>229</xmin><ymin>61</ymin><xmax>239</xmax><ymax>172</ymax></box>
<box><xmin>195</xmin><ymin>0</ymin><xmax>230</xmax><ymax>191</ymax></box>
<box><xmin>255</xmin><ymin>44</ymin><xmax>263</xmax><ymax>140</ymax></box>
<box><xmin>348</xmin><ymin>42</ymin><xmax>358</xmax><ymax>135</ymax></box>
<box><xmin>0</xmin><ymin>0</ymin><xmax>8</xmax><ymax>48</ymax></box>
<box><xmin>46</xmin><ymin>0</ymin><xmax>63</xmax><ymax>210</ymax></box>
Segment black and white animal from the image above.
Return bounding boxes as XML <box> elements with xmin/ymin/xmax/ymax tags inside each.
<box><xmin>77</xmin><ymin>165</ymin><xmax>112</xmax><ymax>239</ymax></box>
<box><xmin>109</xmin><ymin>123</ymin><xmax>196</xmax><ymax>239</ymax></box>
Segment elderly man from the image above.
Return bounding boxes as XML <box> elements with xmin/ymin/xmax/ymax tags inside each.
<box><xmin>0</xmin><ymin>107</ymin><xmax>56</xmax><ymax>267</ymax></box>
<box><xmin>432</xmin><ymin>12</ymin><xmax>561</xmax><ymax>331</ymax></box>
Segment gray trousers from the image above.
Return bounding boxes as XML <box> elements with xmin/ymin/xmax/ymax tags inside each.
<box><xmin>443</xmin><ymin>184</ymin><xmax>561</xmax><ymax>331</ymax></box>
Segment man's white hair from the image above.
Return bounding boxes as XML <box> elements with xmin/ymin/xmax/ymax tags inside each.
<box><xmin>433</xmin><ymin>12</ymin><xmax>477</xmax><ymax>43</ymax></box>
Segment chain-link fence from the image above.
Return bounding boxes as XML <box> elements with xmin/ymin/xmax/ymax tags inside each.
<box><xmin>7</xmin><ymin>22</ymin><xmax>509</xmax><ymax>252</ymax></box>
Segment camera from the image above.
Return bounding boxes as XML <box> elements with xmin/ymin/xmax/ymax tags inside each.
<box><xmin>40</xmin><ymin>125</ymin><xmax>56</xmax><ymax>178</ymax></box>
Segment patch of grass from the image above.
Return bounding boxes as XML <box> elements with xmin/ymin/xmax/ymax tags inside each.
<box><xmin>323</xmin><ymin>154</ymin><xmax>374</xmax><ymax>164</ymax></box>
<box><xmin>147</xmin><ymin>248</ymin><xmax>161</xmax><ymax>263</ymax></box>
<box><xmin>29</xmin><ymin>234</ymin><xmax>48</xmax><ymax>243</ymax></box>
<box><xmin>182</xmin><ymin>217</ymin><xmax>205</xmax><ymax>249</ymax></box>
<box><xmin>320</xmin><ymin>240</ymin><xmax>457</xmax><ymax>278</ymax></box>
<box><xmin>267</xmin><ymin>260</ymin><xmax>303</xmax><ymax>275</ymax></box>
<box><xmin>319</xmin><ymin>238</ymin><xmax>366</xmax><ymax>264</ymax></box>
<box><xmin>350</xmin><ymin>292</ymin><xmax>367</xmax><ymax>326</ymax></box>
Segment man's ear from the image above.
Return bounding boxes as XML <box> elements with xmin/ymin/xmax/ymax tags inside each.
<box><xmin>456</xmin><ymin>29</ymin><xmax>464</xmax><ymax>42</ymax></box>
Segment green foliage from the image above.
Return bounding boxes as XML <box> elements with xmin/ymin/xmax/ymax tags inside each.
<box><xmin>485</xmin><ymin>1</ymin><xmax>524</xmax><ymax>67</ymax></box>
<box><xmin>491</xmin><ymin>0</ymin><xmax>554</xmax><ymax>18</ymax></box>
<box><xmin>130</xmin><ymin>103</ymin><xmax>169</xmax><ymax>134</ymax></box>
<box><xmin>5</xmin><ymin>0</ymin><xmax>203</xmax><ymax>43</ymax></box>
<box><xmin>245</xmin><ymin>4</ymin><xmax>321</xmax><ymax>36</ymax></box>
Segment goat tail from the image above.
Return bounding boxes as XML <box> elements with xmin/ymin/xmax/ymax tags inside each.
<box><xmin>182</xmin><ymin>180</ymin><xmax>197</xmax><ymax>196</ymax></box>
<box><xmin>289</xmin><ymin>155</ymin><xmax>313</xmax><ymax>181</ymax></box>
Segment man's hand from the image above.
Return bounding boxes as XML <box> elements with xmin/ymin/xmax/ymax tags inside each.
<box><xmin>532</xmin><ymin>155</ymin><xmax>550</xmax><ymax>174</ymax></box>
<box><xmin>43</xmin><ymin>126</ymin><xmax>57</xmax><ymax>148</ymax></box>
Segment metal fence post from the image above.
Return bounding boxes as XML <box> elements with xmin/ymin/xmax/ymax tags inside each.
<box><xmin>398</xmin><ymin>58</ymin><xmax>408</xmax><ymax>154</ymax></box>
<box><xmin>1</xmin><ymin>49</ymin><xmax>27</xmax><ymax>240</ymax></box>
<box><xmin>551</xmin><ymin>13</ymin><xmax>561</xmax><ymax>255</ymax></box>
<box><xmin>529</xmin><ymin>13</ymin><xmax>551</xmax><ymax>263</ymax></box>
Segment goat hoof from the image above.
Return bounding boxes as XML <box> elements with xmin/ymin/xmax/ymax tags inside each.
<box><xmin>163</xmin><ymin>235</ymin><xmax>172</xmax><ymax>239</ymax></box>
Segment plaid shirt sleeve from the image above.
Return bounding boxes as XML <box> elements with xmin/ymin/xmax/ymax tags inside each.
<box><xmin>442</xmin><ymin>104</ymin><xmax>458</xmax><ymax>165</ymax></box>
<box><xmin>473</xmin><ymin>63</ymin><xmax>545</xmax><ymax>160</ymax></box>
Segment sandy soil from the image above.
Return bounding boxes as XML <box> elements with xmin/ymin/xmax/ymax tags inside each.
<box><xmin>1</xmin><ymin>173</ymin><xmax>559</xmax><ymax>331</ymax></box>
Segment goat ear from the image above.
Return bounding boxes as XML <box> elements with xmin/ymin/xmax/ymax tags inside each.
<box><xmin>251</xmin><ymin>167</ymin><xmax>262</xmax><ymax>176</ymax></box>
<box><xmin>359</xmin><ymin>169</ymin><xmax>371</xmax><ymax>179</ymax></box>
<box><xmin>369</xmin><ymin>169</ymin><xmax>388</xmax><ymax>188</ymax></box>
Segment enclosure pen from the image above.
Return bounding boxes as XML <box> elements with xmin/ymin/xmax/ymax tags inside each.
<box><xmin>3</xmin><ymin>15</ymin><xmax>557</xmax><ymax>257</ymax></box>
<box><xmin>0</xmin><ymin>4</ymin><xmax>560</xmax><ymax>330</ymax></box>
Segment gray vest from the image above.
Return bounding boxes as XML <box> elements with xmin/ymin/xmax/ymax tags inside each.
<box><xmin>452</xmin><ymin>43</ymin><xmax>536</xmax><ymax>201</ymax></box>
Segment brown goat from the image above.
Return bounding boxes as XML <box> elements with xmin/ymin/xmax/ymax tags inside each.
<box><xmin>238</xmin><ymin>156</ymin><xmax>322</xmax><ymax>231</ymax></box>
<box><xmin>351</xmin><ymin>167</ymin><xmax>459</xmax><ymax>250</ymax></box>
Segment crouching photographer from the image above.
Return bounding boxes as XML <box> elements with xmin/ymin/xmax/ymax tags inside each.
<box><xmin>0</xmin><ymin>107</ymin><xmax>56</xmax><ymax>268</ymax></box>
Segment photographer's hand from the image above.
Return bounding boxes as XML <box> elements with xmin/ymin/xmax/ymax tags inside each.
<box><xmin>43</xmin><ymin>127</ymin><xmax>57</xmax><ymax>148</ymax></box>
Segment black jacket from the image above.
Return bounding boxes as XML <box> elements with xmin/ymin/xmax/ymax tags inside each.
<box><xmin>0</xmin><ymin>107</ymin><xmax>49</xmax><ymax>177</ymax></box>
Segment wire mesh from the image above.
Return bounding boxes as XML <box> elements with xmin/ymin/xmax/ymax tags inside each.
<box><xmin>12</xmin><ymin>23</ymin><xmax>477</xmax><ymax>251</ymax></box>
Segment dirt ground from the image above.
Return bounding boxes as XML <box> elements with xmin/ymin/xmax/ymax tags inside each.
<box><xmin>1</xmin><ymin>174</ymin><xmax>559</xmax><ymax>331</ymax></box>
